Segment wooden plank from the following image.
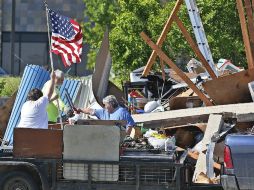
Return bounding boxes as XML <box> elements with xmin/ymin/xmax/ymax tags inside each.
<box><xmin>143</xmin><ymin>114</ymin><xmax>210</xmax><ymax>128</ymax></box>
<box><xmin>142</xmin><ymin>0</ymin><xmax>183</xmax><ymax>76</ymax></box>
<box><xmin>48</xmin><ymin>123</ymin><xmax>67</xmax><ymax>130</ymax></box>
<box><xmin>169</xmin><ymin>96</ymin><xmax>202</xmax><ymax>110</ymax></box>
<box><xmin>142</xmin><ymin>112</ymin><xmax>240</xmax><ymax>129</ymax></box>
<box><xmin>236</xmin><ymin>113</ymin><xmax>254</xmax><ymax>122</ymax></box>
<box><xmin>132</xmin><ymin>102</ymin><xmax>254</xmax><ymax>124</ymax></box>
<box><xmin>174</xmin><ymin>16</ymin><xmax>217</xmax><ymax>79</ymax></box>
<box><xmin>203</xmin><ymin>69</ymin><xmax>254</xmax><ymax>105</ymax></box>
<box><xmin>236</xmin><ymin>0</ymin><xmax>254</xmax><ymax>69</ymax></box>
<box><xmin>13</xmin><ymin>128</ymin><xmax>63</xmax><ymax>158</ymax></box>
<box><xmin>141</xmin><ymin>112</ymin><xmax>254</xmax><ymax>129</ymax></box>
<box><xmin>140</xmin><ymin>32</ymin><xmax>213</xmax><ymax>106</ymax></box>
<box><xmin>77</xmin><ymin>119</ymin><xmax>127</xmax><ymax>126</ymax></box>
<box><xmin>244</xmin><ymin>0</ymin><xmax>254</xmax><ymax>58</ymax></box>
<box><xmin>193</xmin><ymin>114</ymin><xmax>224</xmax><ymax>182</ymax></box>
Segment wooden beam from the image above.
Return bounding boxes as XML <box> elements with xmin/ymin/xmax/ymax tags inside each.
<box><xmin>143</xmin><ymin>114</ymin><xmax>209</xmax><ymax>128</ymax></box>
<box><xmin>77</xmin><ymin>119</ymin><xmax>127</xmax><ymax>126</ymax></box>
<box><xmin>160</xmin><ymin>58</ymin><xmax>166</xmax><ymax>81</ymax></box>
<box><xmin>174</xmin><ymin>16</ymin><xmax>217</xmax><ymax>79</ymax></box>
<box><xmin>193</xmin><ymin>114</ymin><xmax>224</xmax><ymax>182</ymax></box>
<box><xmin>140</xmin><ymin>112</ymin><xmax>246</xmax><ymax>129</ymax></box>
<box><xmin>132</xmin><ymin>102</ymin><xmax>254</xmax><ymax>124</ymax></box>
<box><xmin>244</xmin><ymin>0</ymin><xmax>254</xmax><ymax>58</ymax></box>
<box><xmin>236</xmin><ymin>0</ymin><xmax>254</xmax><ymax>69</ymax></box>
<box><xmin>140</xmin><ymin>32</ymin><xmax>213</xmax><ymax>106</ymax></box>
<box><xmin>142</xmin><ymin>0</ymin><xmax>183</xmax><ymax>76</ymax></box>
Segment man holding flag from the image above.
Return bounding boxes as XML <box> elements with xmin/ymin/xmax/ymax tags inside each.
<box><xmin>43</xmin><ymin>4</ymin><xmax>83</xmax><ymax>123</ymax></box>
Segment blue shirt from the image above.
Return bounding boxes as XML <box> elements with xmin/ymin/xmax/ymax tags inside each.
<box><xmin>94</xmin><ymin>106</ymin><xmax>135</xmax><ymax>129</ymax></box>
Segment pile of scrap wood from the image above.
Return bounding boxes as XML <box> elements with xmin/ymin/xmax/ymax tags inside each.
<box><xmin>127</xmin><ymin>0</ymin><xmax>254</xmax><ymax>183</ymax></box>
<box><xmin>132</xmin><ymin>104</ymin><xmax>254</xmax><ymax>183</ymax></box>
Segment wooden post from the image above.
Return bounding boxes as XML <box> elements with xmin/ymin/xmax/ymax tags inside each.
<box><xmin>236</xmin><ymin>0</ymin><xmax>254</xmax><ymax>69</ymax></box>
<box><xmin>174</xmin><ymin>16</ymin><xmax>217</xmax><ymax>79</ymax></box>
<box><xmin>142</xmin><ymin>0</ymin><xmax>183</xmax><ymax>77</ymax></box>
<box><xmin>193</xmin><ymin>114</ymin><xmax>224</xmax><ymax>182</ymax></box>
<box><xmin>244</xmin><ymin>0</ymin><xmax>254</xmax><ymax>58</ymax></box>
<box><xmin>140</xmin><ymin>32</ymin><xmax>213</xmax><ymax>106</ymax></box>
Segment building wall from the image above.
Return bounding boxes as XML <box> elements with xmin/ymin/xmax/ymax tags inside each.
<box><xmin>0</xmin><ymin>1</ymin><xmax>2</xmax><ymax>67</ymax></box>
<box><xmin>1</xmin><ymin>0</ymin><xmax>90</xmax><ymax>76</ymax></box>
<box><xmin>2</xmin><ymin>0</ymin><xmax>85</xmax><ymax>32</ymax></box>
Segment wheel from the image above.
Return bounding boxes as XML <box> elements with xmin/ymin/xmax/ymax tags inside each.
<box><xmin>0</xmin><ymin>171</ymin><xmax>39</xmax><ymax>190</ymax></box>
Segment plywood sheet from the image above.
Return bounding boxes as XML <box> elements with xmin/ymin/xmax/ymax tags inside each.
<box><xmin>92</xmin><ymin>29</ymin><xmax>111</xmax><ymax>103</ymax></box>
<box><xmin>203</xmin><ymin>69</ymin><xmax>254</xmax><ymax>105</ymax></box>
<box><xmin>63</xmin><ymin>125</ymin><xmax>120</xmax><ymax>161</ymax></box>
<box><xmin>13</xmin><ymin>128</ymin><xmax>63</xmax><ymax>158</ymax></box>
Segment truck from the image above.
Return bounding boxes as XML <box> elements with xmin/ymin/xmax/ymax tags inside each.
<box><xmin>221</xmin><ymin>134</ymin><xmax>254</xmax><ymax>190</ymax></box>
<box><xmin>0</xmin><ymin>120</ymin><xmax>223</xmax><ymax>190</ymax></box>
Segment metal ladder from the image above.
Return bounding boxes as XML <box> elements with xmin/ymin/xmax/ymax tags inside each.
<box><xmin>184</xmin><ymin>0</ymin><xmax>218</xmax><ymax>77</ymax></box>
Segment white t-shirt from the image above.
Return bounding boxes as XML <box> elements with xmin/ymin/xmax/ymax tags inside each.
<box><xmin>18</xmin><ymin>96</ymin><xmax>49</xmax><ymax>129</ymax></box>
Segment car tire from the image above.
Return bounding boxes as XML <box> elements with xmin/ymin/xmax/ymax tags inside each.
<box><xmin>0</xmin><ymin>171</ymin><xmax>39</xmax><ymax>190</ymax></box>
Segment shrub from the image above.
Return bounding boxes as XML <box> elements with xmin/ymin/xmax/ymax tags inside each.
<box><xmin>0</xmin><ymin>77</ymin><xmax>21</xmax><ymax>97</ymax></box>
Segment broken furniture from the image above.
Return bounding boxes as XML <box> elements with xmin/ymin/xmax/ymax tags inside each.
<box><xmin>133</xmin><ymin>102</ymin><xmax>254</xmax><ymax>183</ymax></box>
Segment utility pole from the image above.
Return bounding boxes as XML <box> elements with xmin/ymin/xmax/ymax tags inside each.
<box><xmin>10</xmin><ymin>0</ymin><xmax>16</xmax><ymax>75</ymax></box>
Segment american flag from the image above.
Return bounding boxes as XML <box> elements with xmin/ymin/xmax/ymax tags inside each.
<box><xmin>49</xmin><ymin>9</ymin><xmax>83</xmax><ymax>67</ymax></box>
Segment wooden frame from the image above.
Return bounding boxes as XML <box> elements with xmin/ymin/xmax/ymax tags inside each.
<box><xmin>142</xmin><ymin>0</ymin><xmax>217</xmax><ymax>79</ymax></box>
<box><xmin>140</xmin><ymin>32</ymin><xmax>213</xmax><ymax>106</ymax></box>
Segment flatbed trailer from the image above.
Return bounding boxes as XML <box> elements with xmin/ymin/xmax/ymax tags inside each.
<box><xmin>0</xmin><ymin>122</ymin><xmax>224</xmax><ymax>190</ymax></box>
<box><xmin>0</xmin><ymin>154</ymin><xmax>223</xmax><ymax>190</ymax></box>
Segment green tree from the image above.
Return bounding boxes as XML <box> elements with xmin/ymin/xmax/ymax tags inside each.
<box><xmin>82</xmin><ymin>0</ymin><xmax>118</xmax><ymax>69</ymax></box>
<box><xmin>83</xmin><ymin>0</ymin><xmax>246</xmax><ymax>83</ymax></box>
<box><xmin>197</xmin><ymin>0</ymin><xmax>245</xmax><ymax>67</ymax></box>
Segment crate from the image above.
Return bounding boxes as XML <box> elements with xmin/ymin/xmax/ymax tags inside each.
<box><xmin>62</xmin><ymin>161</ymin><xmax>181</xmax><ymax>186</ymax></box>
<box><xmin>63</xmin><ymin>163</ymin><xmax>119</xmax><ymax>181</ymax></box>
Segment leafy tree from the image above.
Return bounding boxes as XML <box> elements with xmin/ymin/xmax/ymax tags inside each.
<box><xmin>82</xmin><ymin>0</ymin><xmax>118</xmax><ymax>69</ymax></box>
<box><xmin>197</xmin><ymin>0</ymin><xmax>245</xmax><ymax>67</ymax></box>
<box><xmin>82</xmin><ymin>0</ymin><xmax>246</xmax><ymax>84</ymax></box>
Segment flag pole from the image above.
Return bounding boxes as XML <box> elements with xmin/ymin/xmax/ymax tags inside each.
<box><xmin>44</xmin><ymin>0</ymin><xmax>54</xmax><ymax>71</ymax></box>
<box><xmin>44</xmin><ymin>1</ymin><xmax>64</xmax><ymax>130</ymax></box>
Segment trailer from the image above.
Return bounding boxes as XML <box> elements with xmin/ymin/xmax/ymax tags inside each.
<box><xmin>0</xmin><ymin>121</ymin><xmax>223</xmax><ymax>190</ymax></box>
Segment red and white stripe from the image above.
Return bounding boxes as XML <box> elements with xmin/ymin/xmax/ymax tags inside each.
<box><xmin>51</xmin><ymin>19</ymin><xmax>83</xmax><ymax>67</ymax></box>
